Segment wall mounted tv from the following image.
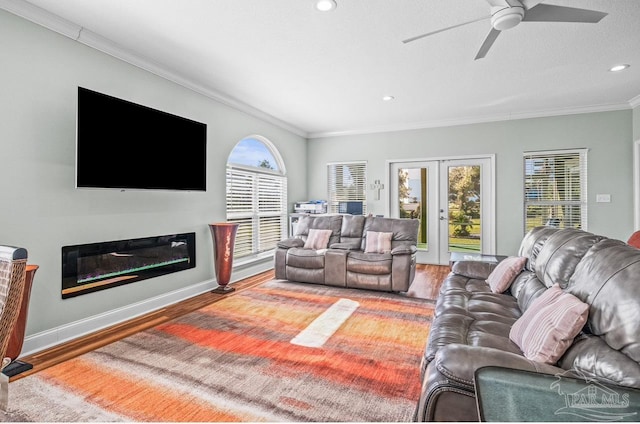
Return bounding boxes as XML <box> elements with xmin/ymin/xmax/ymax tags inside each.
<box><xmin>76</xmin><ymin>87</ymin><xmax>207</xmax><ymax>191</ymax></box>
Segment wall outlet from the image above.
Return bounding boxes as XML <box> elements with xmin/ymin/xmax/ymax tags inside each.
<box><xmin>596</xmin><ymin>194</ymin><xmax>611</xmax><ymax>203</ymax></box>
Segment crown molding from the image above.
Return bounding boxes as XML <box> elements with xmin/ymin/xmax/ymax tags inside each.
<box><xmin>0</xmin><ymin>0</ymin><xmax>80</xmax><ymax>37</ymax></box>
<box><xmin>0</xmin><ymin>0</ymin><xmax>309</xmax><ymax>139</ymax></box>
<box><xmin>307</xmin><ymin>102</ymin><xmax>633</xmax><ymax>139</ymax></box>
<box><xmin>3</xmin><ymin>0</ymin><xmax>638</xmax><ymax>141</ymax></box>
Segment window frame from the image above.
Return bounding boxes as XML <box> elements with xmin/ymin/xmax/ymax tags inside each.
<box><xmin>327</xmin><ymin>161</ymin><xmax>367</xmax><ymax>215</ymax></box>
<box><xmin>523</xmin><ymin>148</ymin><xmax>588</xmax><ymax>234</ymax></box>
<box><xmin>226</xmin><ymin>136</ymin><xmax>287</xmax><ymax>264</ymax></box>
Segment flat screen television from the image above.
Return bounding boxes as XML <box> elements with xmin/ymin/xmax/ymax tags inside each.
<box><xmin>76</xmin><ymin>87</ymin><xmax>207</xmax><ymax>191</ymax></box>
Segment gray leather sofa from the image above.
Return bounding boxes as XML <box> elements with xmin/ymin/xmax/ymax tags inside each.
<box><xmin>416</xmin><ymin>226</ymin><xmax>640</xmax><ymax>421</ymax></box>
<box><xmin>275</xmin><ymin>214</ymin><xmax>419</xmax><ymax>292</ymax></box>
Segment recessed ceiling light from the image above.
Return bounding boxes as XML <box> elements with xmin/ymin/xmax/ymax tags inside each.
<box><xmin>609</xmin><ymin>64</ymin><xmax>630</xmax><ymax>72</ymax></box>
<box><xmin>315</xmin><ymin>0</ymin><xmax>337</xmax><ymax>12</ymax></box>
<box><xmin>382</xmin><ymin>95</ymin><xmax>395</xmax><ymax>101</ymax></box>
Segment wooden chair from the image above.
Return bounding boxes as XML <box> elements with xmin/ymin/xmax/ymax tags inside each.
<box><xmin>0</xmin><ymin>246</ymin><xmax>28</xmax><ymax>412</ymax></box>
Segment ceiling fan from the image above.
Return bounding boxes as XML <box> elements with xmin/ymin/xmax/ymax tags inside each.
<box><xmin>403</xmin><ymin>0</ymin><xmax>607</xmax><ymax>60</ymax></box>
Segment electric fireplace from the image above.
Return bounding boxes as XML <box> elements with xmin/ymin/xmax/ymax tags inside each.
<box><xmin>62</xmin><ymin>233</ymin><xmax>196</xmax><ymax>299</ymax></box>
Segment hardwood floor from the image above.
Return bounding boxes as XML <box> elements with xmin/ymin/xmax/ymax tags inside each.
<box><xmin>406</xmin><ymin>264</ymin><xmax>449</xmax><ymax>300</ymax></box>
<box><xmin>12</xmin><ymin>264</ymin><xmax>448</xmax><ymax>382</ymax></box>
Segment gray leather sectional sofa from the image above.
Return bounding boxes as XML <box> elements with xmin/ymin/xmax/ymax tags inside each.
<box><xmin>275</xmin><ymin>214</ymin><xmax>419</xmax><ymax>292</ymax></box>
<box><xmin>416</xmin><ymin>226</ymin><xmax>640</xmax><ymax>421</ymax></box>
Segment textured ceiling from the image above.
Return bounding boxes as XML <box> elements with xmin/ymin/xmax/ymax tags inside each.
<box><xmin>8</xmin><ymin>0</ymin><xmax>640</xmax><ymax>137</ymax></box>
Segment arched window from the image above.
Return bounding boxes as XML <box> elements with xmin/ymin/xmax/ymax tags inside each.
<box><xmin>226</xmin><ymin>136</ymin><xmax>287</xmax><ymax>260</ymax></box>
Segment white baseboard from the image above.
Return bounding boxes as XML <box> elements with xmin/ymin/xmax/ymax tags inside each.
<box><xmin>20</xmin><ymin>279</ymin><xmax>215</xmax><ymax>357</ymax></box>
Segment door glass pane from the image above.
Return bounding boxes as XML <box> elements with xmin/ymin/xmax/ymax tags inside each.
<box><xmin>447</xmin><ymin>165</ymin><xmax>481</xmax><ymax>253</ymax></box>
<box><xmin>398</xmin><ymin>168</ymin><xmax>427</xmax><ymax>249</ymax></box>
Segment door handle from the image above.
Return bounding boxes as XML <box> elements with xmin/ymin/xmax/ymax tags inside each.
<box><xmin>440</xmin><ymin>216</ymin><xmax>447</xmax><ymax>221</ymax></box>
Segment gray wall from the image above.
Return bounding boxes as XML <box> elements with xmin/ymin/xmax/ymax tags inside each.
<box><xmin>308</xmin><ymin>111</ymin><xmax>634</xmax><ymax>254</ymax></box>
<box><xmin>634</xmin><ymin>105</ymin><xmax>640</xmax><ymax>141</ymax></box>
<box><xmin>2</xmin><ymin>6</ymin><xmax>638</xmax><ymax>351</ymax></box>
<box><xmin>0</xmin><ymin>10</ymin><xmax>306</xmax><ymax>339</ymax></box>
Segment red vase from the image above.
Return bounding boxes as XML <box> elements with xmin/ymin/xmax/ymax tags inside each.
<box><xmin>209</xmin><ymin>223</ymin><xmax>239</xmax><ymax>294</ymax></box>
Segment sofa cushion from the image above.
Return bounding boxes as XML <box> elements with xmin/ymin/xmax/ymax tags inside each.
<box><xmin>303</xmin><ymin>228</ymin><xmax>332</xmax><ymax>250</ymax></box>
<box><xmin>486</xmin><ymin>256</ymin><xmax>527</xmax><ymax>293</ymax></box>
<box><xmin>424</xmin><ymin>288</ymin><xmax>522</xmax><ymax>367</ymax></box>
<box><xmin>440</xmin><ymin>274</ymin><xmax>493</xmax><ymax>293</ymax></box>
<box><xmin>566</xmin><ymin>239</ymin><xmax>640</xmax><ymax>363</ymax></box>
<box><xmin>277</xmin><ymin>238</ymin><xmax>304</xmax><ymax>249</ymax></box>
<box><xmin>287</xmin><ymin>248</ymin><xmax>325</xmax><ymax>269</ymax></box>
<box><xmin>364</xmin><ymin>231</ymin><xmax>392</xmax><ymax>253</ymax></box>
<box><xmin>509</xmin><ymin>284</ymin><xmax>589</xmax><ymax>364</ymax></box>
<box><xmin>451</xmin><ymin>260</ymin><xmax>496</xmax><ymax>281</ymax></box>
<box><xmin>532</xmin><ymin>228</ymin><xmax>605</xmax><ymax>289</ymax></box>
<box><xmin>295</xmin><ymin>215</ymin><xmax>343</xmax><ymax>247</ymax></box>
<box><xmin>339</xmin><ymin>214</ymin><xmax>366</xmax><ymax>246</ymax></box>
<box><xmin>360</xmin><ymin>216</ymin><xmax>419</xmax><ymax>251</ymax></box>
<box><xmin>346</xmin><ymin>251</ymin><xmax>392</xmax><ymax>275</ymax></box>
<box><xmin>517</xmin><ymin>226</ymin><xmax>561</xmax><ymax>272</ymax></box>
<box><xmin>510</xmin><ymin>271</ymin><xmax>547</xmax><ymax>312</ymax></box>
<box><xmin>559</xmin><ymin>334</ymin><xmax>640</xmax><ymax>389</ymax></box>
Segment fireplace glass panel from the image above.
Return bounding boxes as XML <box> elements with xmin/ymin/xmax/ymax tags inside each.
<box><xmin>62</xmin><ymin>233</ymin><xmax>196</xmax><ymax>298</ymax></box>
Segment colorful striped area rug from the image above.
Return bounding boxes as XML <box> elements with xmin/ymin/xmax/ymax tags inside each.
<box><xmin>2</xmin><ymin>280</ymin><xmax>434</xmax><ymax>422</ymax></box>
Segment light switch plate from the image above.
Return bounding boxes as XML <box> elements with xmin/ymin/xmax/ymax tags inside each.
<box><xmin>596</xmin><ymin>194</ymin><xmax>611</xmax><ymax>203</ymax></box>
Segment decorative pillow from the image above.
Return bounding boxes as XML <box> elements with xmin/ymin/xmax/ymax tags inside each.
<box><xmin>303</xmin><ymin>228</ymin><xmax>333</xmax><ymax>250</ymax></box>
<box><xmin>486</xmin><ymin>256</ymin><xmax>528</xmax><ymax>293</ymax></box>
<box><xmin>509</xmin><ymin>284</ymin><xmax>589</xmax><ymax>364</ymax></box>
<box><xmin>365</xmin><ymin>231</ymin><xmax>393</xmax><ymax>253</ymax></box>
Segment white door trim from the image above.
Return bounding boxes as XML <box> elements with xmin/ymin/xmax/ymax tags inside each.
<box><xmin>385</xmin><ymin>154</ymin><xmax>497</xmax><ymax>260</ymax></box>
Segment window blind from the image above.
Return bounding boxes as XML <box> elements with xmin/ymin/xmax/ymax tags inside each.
<box><xmin>523</xmin><ymin>149</ymin><xmax>587</xmax><ymax>233</ymax></box>
<box><xmin>327</xmin><ymin>161</ymin><xmax>367</xmax><ymax>214</ymax></box>
<box><xmin>227</xmin><ymin>167</ymin><xmax>287</xmax><ymax>259</ymax></box>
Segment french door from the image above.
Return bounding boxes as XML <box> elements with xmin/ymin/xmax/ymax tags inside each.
<box><xmin>388</xmin><ymin>156</ymin><xmax>495</xmax><ymax>265</ymax></box>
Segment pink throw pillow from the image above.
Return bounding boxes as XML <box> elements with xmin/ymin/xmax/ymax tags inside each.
<box><xmin>486</xmin><ymin>256</ymin><xmax>528</xmax><ymax>293</ymax></box>
<box><xmin>365</xmin><ymin>231</ymin><xmax>393</xmax><ymax>253</ymax></box>
<box><xmin>509</xmin><ymin>284</ymin><xmax>589</xmax><ymax>364</ymax></box>
<box><xmin>303</xmin><ymin>228</ymin><xmax>333</xmax><ymax>250</ymax></box>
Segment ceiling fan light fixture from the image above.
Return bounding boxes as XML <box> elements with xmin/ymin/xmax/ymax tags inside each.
<box><xmin>609</xmin><ymin>64</ymin><xmax>630</xmax><ymax>72</ymax></box>
<box><xmin>315</xmin><ymin>0</ymin><xmax>337</xmax><ymax>12</ymax></box>
<box><xmin>491</xmin><ymin>6</ymin><xmax>524</xmax><ymax>31</ymax></box>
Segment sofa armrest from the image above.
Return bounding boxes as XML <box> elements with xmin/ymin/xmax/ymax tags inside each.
<box><xmin>434</xmin><ymin>344</ymin><xmax>565</xmax><ymax>389</ymax></box>
<box><xmin>450</xmin><ymin>260</ymin><xmax>497</xmax><ymax>280</ymax></box>
<box><xmin>329</xmin><ymin>242</ymin><xmax>361</xmax><ymax>250</ymax></box>
<box><xmin>475</xmin><ymin>366</ymin><xmax>640</xmax><ymax>422</ymax></box>
<box><xmin>391</xmin><ymin>245</ymin><xmax>417</xmax><ymax>255</ymax></box>
<box><xmin>277</xmin><ymin>238</ymin><xmax>304</xmax><ymax>249</ymax></box>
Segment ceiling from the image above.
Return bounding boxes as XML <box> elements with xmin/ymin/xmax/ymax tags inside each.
<box><xmin>6</xmin><ymin>0</ymin><xmax>640</xmax><ymax>138</ymax></box>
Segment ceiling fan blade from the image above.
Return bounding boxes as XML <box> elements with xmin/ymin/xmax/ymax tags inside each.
<box><xmin>523</xmin><ymin>4</ymin><xmax>607</xmax><ymax>23</ymax></box>
<box><xmin>521</xmin><ymin>0</ymin><xmax>545</xmax><ymax>10</ymax></box>
<box><xmin>475</xmin><ymin>28</ymin><xmax>501</xmax><ymax>60</ymax></box>
<box><xmin>402</xmin><ymin>15</ymin><xmax>489</xmax><ymax>44</ymax></box>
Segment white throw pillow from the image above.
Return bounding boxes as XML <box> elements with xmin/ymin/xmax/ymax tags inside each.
<box><xmin>486</xmin><ymin>256</ymin><xmax>527</xmax><ymax>293</ymax></box>
<box><xmin>303</xmin><ymin>228</ymin><xmax>333</xmax><ymax>250</ymax></box>
<box><xmin>364</xmin><ymin>231</ymin><xmax>393</xmax><ymax>253</ymax></box>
